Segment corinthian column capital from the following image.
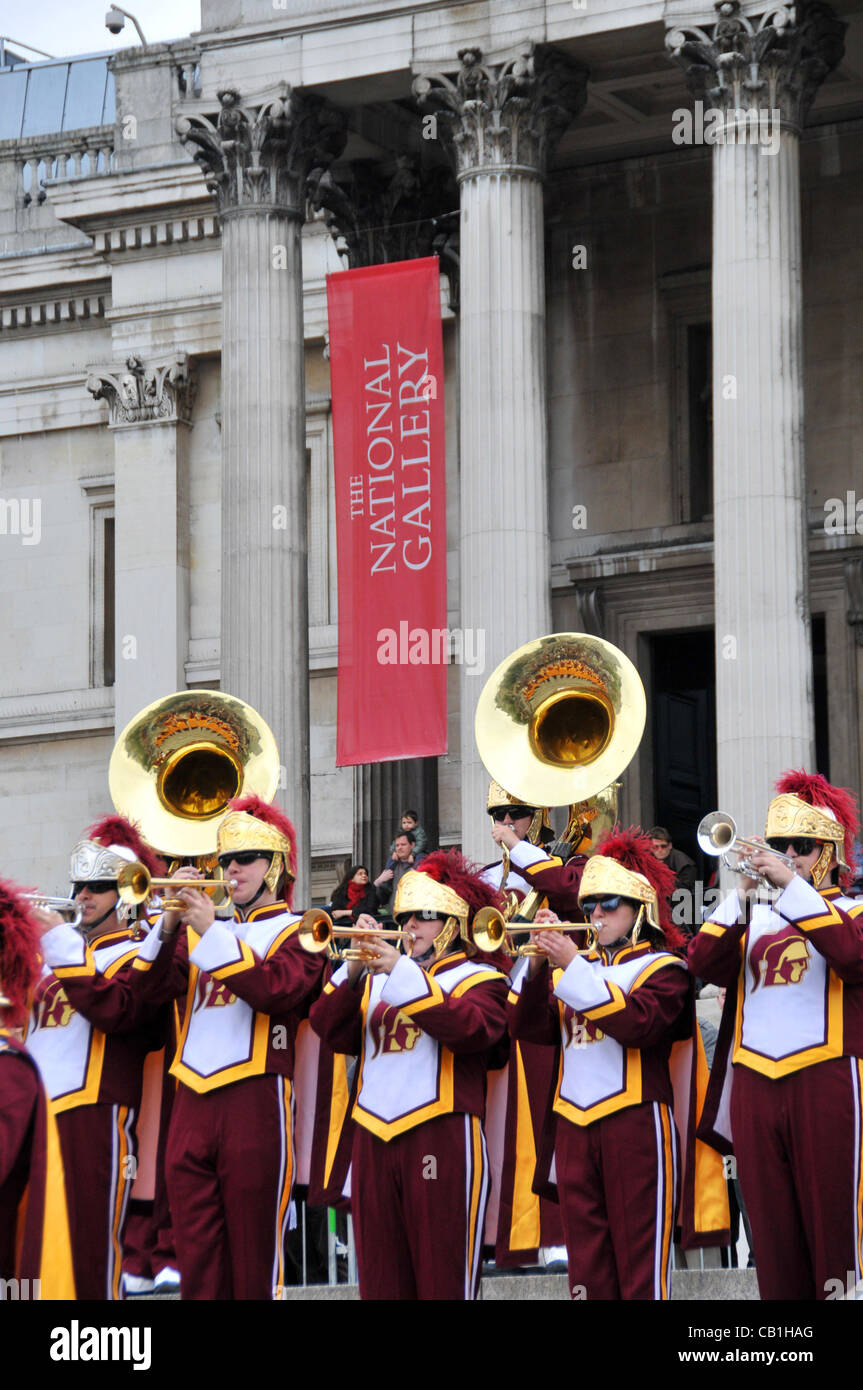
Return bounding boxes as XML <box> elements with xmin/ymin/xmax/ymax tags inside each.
<box><xmin>176</xmin><ymin>83</ymin><xmax>346</xmax><ymax>218</ymax></box>
<box><xmin>87</xmin><ymin>353</ymin><xmax>195</xmax><ymax>426</ymax></box>
<box><xmin>413</xmin><ymin>42</ymin><xmax>588</xmax><ymax>181</ymax></box>
<box><xmin>666</xmin><ymin>1</ymin><xmax>846</xmax><ymax>132</ymax></box>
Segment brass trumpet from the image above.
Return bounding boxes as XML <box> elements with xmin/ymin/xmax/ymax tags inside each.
<box><xmin>23</xmin><ymin>893</ymin><xmax>83</xmax><ymax>929</ymax></box>
<box><xmin>116</xmin><ymin>861</ymin><xmax>235</xmax><ymax>911</ymax></box>
<box><xmin>697</xmin><ymin>811</ymin><xmax>795</xmax><ymax>888</ymax></box>
<box><xmin>298</xmin><ymin>909</ymin><xmax>415</xmax><ymax>962</ymax></box>
<box><xmin>472</xmin><ymin>905</ymin><xmax>596</xmax><ymax>959</ymax></box>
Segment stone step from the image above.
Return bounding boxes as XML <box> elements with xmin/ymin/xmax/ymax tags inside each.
<box><xmin>183</xmin><ymin>1268</ymin><xmax>755</xmax><ymax>1301</ymax></box>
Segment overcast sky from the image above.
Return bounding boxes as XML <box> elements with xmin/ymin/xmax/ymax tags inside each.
<box><xmin>5</xmin><ymin>0</ymin><xmax>202</xmax><ymax>61</ymax></box>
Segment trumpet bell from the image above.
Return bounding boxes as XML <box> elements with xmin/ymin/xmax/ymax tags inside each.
<box><xmin>298</xmin><ymin>910</ymin><xmax>333</xmax><ymax>954</ymax></box>
<box><xmin>471</xmin><ymin>906</ymin><xmax>509</xmax><ymax>955</ymax></box>
<box><xmin>697</xmin><ymin>811</ymin><xmax>737</xmax><ymax>857</ymax></box>
<box><xmin>474</xmin><ymin>633</ymin><xmax>646</xmax><ymax>809</ymax></box>
<box><xmin>109</xmin><ymin>691</ymin><xmax>280</xmax><ymax>858</ymax></box>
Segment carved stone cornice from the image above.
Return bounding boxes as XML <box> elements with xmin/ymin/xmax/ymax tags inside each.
<box><xmin>307</xmin><ymin>157</ymin><xmax>459</xmax><ymax>302</ymax></box>
<box><xmin>86</xmin><ymin>353</ymin><xmax>195</xmax><ymax>426</ymax></box>
<box><xmin>666</xmin><ymin>1</ymin><xmax>846</xmax><ymax>133</ymax></box>
<box><xmin>413</xmin><ymin>42</ymin><xmax>588</xmax><ymax>182</ymax></box>
<box><xmin>175</xmin><ymin>84</ymin><xmax>346</xmax><ymax>219</ymax></box>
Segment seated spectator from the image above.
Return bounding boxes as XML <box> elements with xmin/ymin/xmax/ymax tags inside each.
<box><xmin>390</xmin><ymin>809</ymin><xmax>428</xmax><ymax>859</ymax></box>
<box><xmin>374</xmin><ymin>831</ymin><xmax>421</xmax><ymax>913</ymax></box>
<box><xmin>648</xmin><ymin>825</ymin><xmax>697</xmax><ymax>893</ymax></box>
<box><xmin>329</xmin><ymin>864</ymin><xmax>378</xmax><ymax>924</ymax></box>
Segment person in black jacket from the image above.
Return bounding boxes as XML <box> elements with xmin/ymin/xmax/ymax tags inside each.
<box><xmin>329</xmin><ymin>865</ymin><xmax>378</xmax><ymax>924</ymax></box>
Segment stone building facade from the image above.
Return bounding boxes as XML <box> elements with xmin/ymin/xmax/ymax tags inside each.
<box><xmin>1</xmin><ymin>0</ymin><xmax>862</xmax><ymax>900</ymax></box>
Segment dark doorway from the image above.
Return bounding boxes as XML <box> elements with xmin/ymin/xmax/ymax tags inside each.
<box><xmin>649</xmin><ymin>629</ymin><xmax>717</xmax><ymax>870</ymax></box>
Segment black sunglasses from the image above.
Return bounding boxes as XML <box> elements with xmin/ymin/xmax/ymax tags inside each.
<box><xmin>72</xmin><ymin>880</ymin><xmax>117</xmax><ymax>896</ymax></box>
<box><xmin>217</xmin><ymin>851</ymin><xmax>267</xmax><ymax>869</ymax></box>
<box><xmin>580</xmin><ymin>895</ymin><xmax>625</xmax><ymax>915</ymax></box>
<box><xmin>766</xmin><ymin>837</ymin><xmax>817</xmax><ymax>857</ymax></box>
<box><xmin>490</xmin><ymin>806</ymin><xmax>533</xmax><ymax>823</ymax></box>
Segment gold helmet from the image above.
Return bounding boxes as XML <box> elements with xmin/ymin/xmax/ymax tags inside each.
<box><xmin>393</xmin><ymin>851</ymin><xmax>505</xmax><ymax>961</ymax></box>
<box><xmin>766</xmin><ymin>771</ymin><xmax>859</xmax><ymax>889</ymax></box>
<box><xmin>486</xmin><ymin>779</ymin><xmax>551</xmax><ymax>847</ymax></box>
<box><xmin>217</xmin><ymin>796</ymin><xmax>296</xmax><ymax>900</ymax></box>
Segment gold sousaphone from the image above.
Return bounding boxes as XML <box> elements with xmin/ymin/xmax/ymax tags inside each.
<box><xmin>109</xmin><ymin>690</ymin><xmax>281</xmax><ymax>859</ymax></box>
<box><xmin>474</xmin><ymin>632</ymin><xmax>647</xmax><ymax>953</ymax></box>
<box><xmin>474</xmin><ymin>632</ymin><xmax>646</xmax><ymax>812</ymax></box>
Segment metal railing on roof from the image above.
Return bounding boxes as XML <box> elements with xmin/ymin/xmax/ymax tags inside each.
<box><xmin>0</xmin><ymin>51</ymin><xmax>115</xmax><ymax>143</ymax></box>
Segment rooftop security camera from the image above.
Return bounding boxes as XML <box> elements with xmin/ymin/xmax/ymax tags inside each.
<box><xmin>105</xmin><ymin>7</ymin><xmax>126</xmax><ymax>34</ymax></box>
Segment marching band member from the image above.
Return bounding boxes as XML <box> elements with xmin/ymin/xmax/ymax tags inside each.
<box><xmin>309</xmin><ymin>850</ymin><xmax>509</xmax><ymax>1300</ymax></box>
<box><xmin>0</xmin><ymin>878</ymin><xmax>75</xmax><ymax>1297</ymax></box>
<box><xmin>24</xmin><ymin>815</ymin><xmax>169</xmax><ymax>1300</ymax></box>
<box><xmin>691</xmin><ymin>770</ymin><xmax>863</xmax><ymax>1300</ymax></box>
<box><xmin>482</xmin><ymin>781</ymin><xmax>586</xmax><ymax>1269</ymax></box>
<box><xmin>131</xmin><ymin>794</ymin><xmax>323</xmax><ymax>1300</ymax></box>
<box><xmin>509</xmin><ymin>829</ymin><xmax>691</xmax><ymax>1299</ymax></box>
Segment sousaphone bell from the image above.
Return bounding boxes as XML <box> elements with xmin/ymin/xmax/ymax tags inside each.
<box><xmin>109</xmin><ymin>690</ymin><xmax>281</xmax><ymax>859</ymax></box>
<box><xmin>474</xmin><ymin>632</ymin><xmax>646</xmax><ymax>814</ymax></box>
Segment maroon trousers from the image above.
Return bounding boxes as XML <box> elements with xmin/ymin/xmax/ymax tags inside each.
<box><xmin>730</xmin><ymin>1057</ymin><xmax>863</xmax><ymax>1300</ymax></box>
<box><xmin>165</xmin><ymin>1074</ymin><xmax>294</xmax><ymax>1300</ymax></box>
<box><xmin>555</xmin><ymin>1101</ymin><xmax>679</xmax><ymax>1300</ymax></box>
<box><xmin>352</xmin><ymin>1112</ymin><xmax>490</xmax><ymax>1300</ymax></box>
<box><xmin>56</xmin><ymin>1103</ymin><xmax>137</xmax><ymax>1301</ymax></box>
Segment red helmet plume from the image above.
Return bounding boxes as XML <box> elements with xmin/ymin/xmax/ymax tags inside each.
<box><xmin>774</xmin><ymin>770</ymin><xmax>859</xmax><ymax>884</ymax></box>
<box><xmin>414</xmin><ymin>850</ymin><xmax>510</xmax><ymax>970</ymax></box>
<box><xmin>594</xmin><ymin>826</ymin><xmax>684</xmax><ymax>949</ymax></box>
<box><xmin>415</xmin><ymin>850</ymin><xmax>504</xmax><ymax>921</ymax></box>
<box><xmin>85</xmin><ymin>814</ymin><xmax>166</xmax><ymax>878</ymax></box>
<box><xmin>0</xmin><ymin>878</ymin><xmax>42</xmax><ymax>1027</ymax></box>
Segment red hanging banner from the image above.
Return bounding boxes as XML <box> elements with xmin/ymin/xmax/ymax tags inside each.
<box><xmin>327</xmin><ymin>257</ymin><xmax>447</xmax><ymax>767</ymax></box>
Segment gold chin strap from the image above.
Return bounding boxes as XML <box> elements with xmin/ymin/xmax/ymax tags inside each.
<box><xmin>630</xmin><ymin>904</ymin><xmax>645</xmax><ymax>947</ymax></box>
<box><xmin>811</xmin><ymin>842</ymin><xmax>834</xmax><ymax>890</ymax></box>
<box><xmin>264</xmin><ymin>851</ymin><xmax>283</xmax><ymax>895</ymax></box>
<box><xmin>431</xmin><ymin>915</ymin><xmax>459</xmax><ymax>959</ymax></box>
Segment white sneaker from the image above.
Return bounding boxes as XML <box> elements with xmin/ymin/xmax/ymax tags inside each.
<box><xmin>539</xmin><ymin>1245</ymin><xmax>568</xmax><ymax>1271</ymax></box>
<box><xmin>153</xmin><ymin>1266</ymin><xmax>181</xmax><ymax>1291</ymax></box>
<box><xmin>122</xmin><ymin>1272</ymin><xmax>156</xmax><ymax>1296</ymax></box>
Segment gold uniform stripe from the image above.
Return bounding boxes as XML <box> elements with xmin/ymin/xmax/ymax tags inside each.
<box><xmin>698</xmin><ymin>921</ymin><xmax>727</xmax><ymax>939</ymax></box>
<box><xmin>210</xmin><ymin>938</ymin><xmax>257</xmax><ymax>980</ymax></box>
<box><xmin>509</xmin><ymin>1043</ymin><xmax>541</xmax><ymax>1251</ymax></box>
<box><xmin>856</xmin><ymin>1060</ymin><xmax>863</xmax><ymax>1279</ymax></box>
<box><xmin>795</xmin><ymin>900</ymin><xmax>844</xmax><ymax>932</ymax></box>
<box><xmin>658</xmin><ymin>1104</ymin><xmax>674</xmax><ymax>1300</ymax></box>
<box><xmin>581</xmin><ymin>980</ymin><xmax>626</xmax><ymax>1022</ymax></box>
<box><xmin>273</xmin><ymin>1078</ymin><xmax>293</xmax><ymax>1295</ymax></box>
<box><xmin>110</xmin><ymin>1106</ymin><xmax>130</xmax><ymax>1301</ymax></box>
<box><xmin>466</xmin><ymin>1115</ymin><xmax>483</xmax><ymax>1293</ymax></box>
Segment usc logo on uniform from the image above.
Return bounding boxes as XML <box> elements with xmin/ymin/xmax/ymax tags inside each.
<box><xmin>369</xmin><ymin>1002</ymin><xmax>422</xmax><ymax>1057</ymax></box>
<box><xmin>194</xmin><ymin>974</ymin><xmax>238</xmax><ymax>1010</ymax></box>
<box><xmin>564</xmin><ymin>1009</ymin><xmax>605</xmax><ymax>1046</ymax></box>
<box><xmin>749</xmin><ymin>928</ymin><xmax>811</xmax><ymax>991</ymax></box>
<box><xmin>33</xmin><ymin>979</ymin><xmax>74</xmax><ymax>1029</ymax></box>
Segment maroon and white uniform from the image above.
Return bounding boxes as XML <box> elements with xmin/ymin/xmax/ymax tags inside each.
<box><xmin>691</xmin><ymin>878</ymin><xmax>863</xmax><ymax>1299</ymax></box>
<box><xmin>311</xmin><ymin>949</ymin><xmax>508</xmax><ymax>1299</ymax></box>
<box><xmin>25</xmin><ymin>920</ymin><xmax>166</xmax><ymax>1300</ymax></box>
<box><xmin>133</xmin><ymin>902</ymin><xmax>324</xmax><ymax>1299</ymax></box>
<box><xmin>509</xmin><ymin>941</ymin><xmax>691</xmax><ymax>1299</ymax></box>
<box><xmin>481</xmin><ymin>841</ymin><xmax>586</xmax><ymax>1264</ymax></box>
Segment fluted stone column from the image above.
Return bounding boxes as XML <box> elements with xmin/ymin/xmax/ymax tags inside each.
<box><xmin>416</xmin><ymin>46</ymin><xmax>588</xmax><ymax>860</ymax></box>
<box><xmin>87</xmin><ymin>354</ymin><xmax>194</xmax><ymax>736</ymax></box>
<box><xmin>177</xmin><ymin>87</ymin><xmax>345</xmax><ymax>902</ymax></box>
<box><xmin>311</xmin><ymin>157</ymin><xmax>455</xmax><ymax>864</ymax></box>
<box><xmin>667</xmin><ymin>2</ymin><xmax>845</xmax><ymax>835</ymax></box>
